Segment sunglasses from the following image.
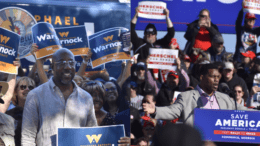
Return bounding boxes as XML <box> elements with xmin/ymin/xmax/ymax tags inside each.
<box><xmin>20</xmin><ymin>85</ymin><xmax>34</xmax><ymax>90</ymax></box>
<box><xmin>200</xmin><ymin>15</ymin><xmax>208</xmax><ymax>18</ymax></box>
<box><xmin>234</xmin><ymin>90</ymin><xmax>242</xmax><ymax>93</ymax></box>
<box><xmin>146</xmin><ymin>32</ymin><xmax>156</xmax><ymax>35</ymax></box>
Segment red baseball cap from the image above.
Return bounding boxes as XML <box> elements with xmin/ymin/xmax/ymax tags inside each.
<box><xmin>169</xmin><ymin>38</ymin><xmax>179</xmax><ymax>49</ymax></box>
<box><xmin>167</xmin><ymin>70</ymin><xmax>179</xmax><ymax>78</ymax></box>
<box><xmin>245</xmin><ymin>13</ymin><xmax>257</xmax><ymax>19</ymax></box>
<box><xmin>184</xmin><ymin>55</ymin><xmax>191</xmax><ymax>62</ymax></box>
<box><xmin>241</xmin><ymin>51</ymin><xmax>256</xmax><ymax>60</ymax></box>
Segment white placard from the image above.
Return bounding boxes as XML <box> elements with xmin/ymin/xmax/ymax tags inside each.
<box><xmin>148</xmin><ymin>48</ymin><xmax>178</xmax><ymax>70</ymax></box>
<box><xmin>138</xmin><ymin>1</ymin><xmax>167</xmax><ymax>20</ymax></box>
<box><xmin>243</xmin><ymin>0</ymin><xmax>260</xmax><ymax>15</ymax></box>
<box><xmin>173</xmin><ymin>91</ymin><xmax>181</xmax><ymax>102</ymax></box>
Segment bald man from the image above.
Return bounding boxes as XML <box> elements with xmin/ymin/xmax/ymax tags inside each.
<box><xmin>21</xmin><ymin>48</ymin><xmax>97</xmax><ymax>146</ymax></box>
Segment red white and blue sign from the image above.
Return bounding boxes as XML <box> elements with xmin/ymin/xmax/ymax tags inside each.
<box><xmin>194</xmin><ymin>109</ymin><xmax>260</xmax><ymax>144</ymax></box>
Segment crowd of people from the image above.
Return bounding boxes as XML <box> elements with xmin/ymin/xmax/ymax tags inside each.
<box><xmin>0</xmin><ymin>43</ymin><xmax>131</xmax><ymax>145</ymax></box>
<box><xmin>130</xmin><ymin>2</ymin><xmax>260</xmax><ymax>146</ymax></box>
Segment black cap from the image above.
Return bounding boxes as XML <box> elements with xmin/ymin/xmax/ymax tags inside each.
<box><xmin>145</xmin><ymin>23</ymin><xmax>157</xmax><ymax>35</ymax></box>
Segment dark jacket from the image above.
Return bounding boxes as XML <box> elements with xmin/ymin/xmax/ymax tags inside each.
<box><xmin>206</xmin><ymin>46</ymin><xmax>227</xmax><ymax>62</ymax></box>
<box><xmin>234</xmin><ymin>9</ymin><xmax>260</xmax><ymax>62</ymax></box>
<box><xmin>156</xmin><ymin>83</ymin><xmax>179</xmax><ymax>107</ymax></box>
<box><xmin>131</xmin><ymin>22</ymin><xmax>175</xmax><ymax>59</ymax></box>
<box><xmin>184</xmin><ymin>20</ymin><xmax>219</xmax><ymax>56</ymax></box>
<box><xmin>219</xmin><ymin>73</ymin><xmax>249</xmax><ymax>101</ymax></box>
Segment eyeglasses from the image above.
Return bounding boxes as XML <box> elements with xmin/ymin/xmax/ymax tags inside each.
<box><xmin>106</xmin><ymin>87</ymin><xmax>117</xmax><ymax>92</ymax></box>
<box><xmin>54</xmin><ymin>60</ymin><xmax>76</xmax><ymax>68</ymax></box>
<box><xmin>200</xmin><ymin>15</ymin><xmax>208</xmax><ymax>18</ymax></box>
<box><xmin>146</xmin><ymin>32</ymin><xmax>156</xmax><ymax>35</ymax></box>
<box><xmin>20</xmin><ymin>85</ymin><xmax>34</xmax><ymax>90</ymax></box>
<box><xmin>234</xmin><ymin>90</ymin><xmax>242</xmax><ymax>93</ymax></box>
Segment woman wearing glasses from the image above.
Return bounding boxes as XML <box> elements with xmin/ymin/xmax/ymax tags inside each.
<box><xmin>184</xmin><ymin>9</ymin><xmax>219</xmax><ymax>63</ymax></box>
<box><xmin>6</xmin><ymin>76</ymin><xmax>35</xmax><ymax>146</ymax></box>
<box><xmin>81</xmin><ymin>80</ymin><xmax>116</xmax><ymax>126</ymax></box>
<box><xmin>103</xmin><ymin>80</ymin><xmax>129</xmax><ymax>117</ymax></box>
<box><xmin>233</xmin><ymin>84</ymin><xmax>245</xmax><ymax>106</ymax></box>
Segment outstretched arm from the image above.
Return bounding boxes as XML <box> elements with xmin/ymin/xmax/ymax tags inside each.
<box><xmin>77</xmin><ymin>49</ymin><xmax>92</xmax><ymax>77</ymax></box>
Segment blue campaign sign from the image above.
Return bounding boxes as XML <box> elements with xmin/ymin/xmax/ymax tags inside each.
<box><xmin>32</xmin><ymin>22</ymin><xmax>61</xmax><ymax>59</ymax></box>
<box><xmin>55</xmin><ymin>26</ymin><xmax>90</xmax><ymax>56</ymax></box>
<box><xmin>0</xmin><ymin>27</ymin><xmax>20</xmax><ymax>74</ymax></box>
<box><xmin>58</xmin><ymin>125</ymin><xmax>125</xmax><ymax>146</ymax></box>
<box><xmin>89</xmin><ymin>28</ymin><xmax>130</xmax><ymax>68</ymax></box>
<box><xmin>194</xmin><ymin>109</ymin><xmax>260</xmax><ymax>144</ymax></box>
<box><xmin>131</xmin><ymin>0</ymin><xmax>260</xmax><ymax>34</ymax></box>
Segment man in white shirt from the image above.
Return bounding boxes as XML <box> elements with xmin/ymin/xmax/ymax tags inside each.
<box><xmin>21</xmin><ymin>48</ymin><xmax>97</xmax><ymax>146</ymax></box>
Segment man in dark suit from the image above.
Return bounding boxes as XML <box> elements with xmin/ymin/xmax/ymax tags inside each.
<box><xmin>143</xmin><ymin>63</ymin><xmax>250</xmax><ymax>126</ymax></box>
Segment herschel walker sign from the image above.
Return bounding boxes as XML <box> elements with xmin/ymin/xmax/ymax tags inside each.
<box><xmin>194</xmin><ymin>109</ymin><xmax>260</xmax><ymax>144</ymax></box>
<box><xmin>148</xmin><ymin>49</ymin><xmax>178</xmax><ymax>70</ymax></box>
<box><xmin>0</xmin><ymin>27</ymin><xmax>20</xmax><ymax>74</ymax></box>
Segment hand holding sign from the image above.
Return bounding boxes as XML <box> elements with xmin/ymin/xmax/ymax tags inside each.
<box><xmin>13</xmin><ymin>58</ymin><xmax>20</xmax><ymax>68</ymax></box>
<box><xmin>164</xmin><ymin>8</ymin><xmax>169</xmax><ymax>18</ymax></box>
<box><xmin>118</xmin><ymin>137</ymin><xmax>130</xmax><ymax>146</ymax></box>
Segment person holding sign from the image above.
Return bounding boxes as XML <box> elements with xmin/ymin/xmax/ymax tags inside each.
<box><xmin>131</xmin><ymin>6</ymin><xmax>174</xmax><ymax>60</ymax></box>
<box><xmin>21</xmin><ymin>48</ymin><xmax>98</xmax><ymax>146</ymax></box>
<box><xmin>234</xmin><ymin>1</ymin><xmax>260</xmax><ymax>63</ymax></box>
<box><xmin>184</xmin><ymin>9</ymin><xmax>220</xmax><ymax>63</ymax></box>
<box><xmin>143</xmin><ymin>63</ymin><xmax>250</xmax><ymax>126</ymax></box>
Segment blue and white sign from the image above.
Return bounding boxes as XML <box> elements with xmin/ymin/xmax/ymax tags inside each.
<box><xmin>58</xmin><ymin>125</ymin><xmax>125</xmax><ymax>146</ymax></box>
<box><xmin>194</xmin><ymin>109</ymin><xmax>260</xmax><ymax>144</ymax></box>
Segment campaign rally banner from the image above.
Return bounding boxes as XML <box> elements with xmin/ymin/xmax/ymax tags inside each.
<box><xmin>131</xmin><ymin>0</ymin><xmax>260</xmax><ymax>34</ymax></box>
<box><xmin>147</xmin><ymin>48</ymin><xmax>178</xmax><ymax>70</ymax></box>
<box><xmin>243</xmin><ymin>0</ymin><xmax>260</xmax><ymax>15</ymax></box>
<box><xmin>194</xmin><ymin>109</ymin><xmax>260</xmax><ymax>144</ymax></box>
<box><xmin>32</xmin><ymin>22</ymin><xmax>61</xmax><ymax>59</ymax></box>
<box><xmin>138</xmin><ymin>1</ymin><xmax>167</xmax><ymax>20</ymax></box>
<box><xmin>89</xmin><ymin>28</ymin><xmax>130</xmax><ymax>68</ymax></box>
<box><xmin>58</xmin><ymin>125</ymin><xmax>125</xmax><ymax>146</ymax></box>
<box><xmin>55</xmin><ymin>26</ymin><xmax>89</xmax><ymax>56</ymax></box>
<box><xmin>0</xmin><ymin>27</ymin><xmax>20</xmax><ymax>74</ymax></box>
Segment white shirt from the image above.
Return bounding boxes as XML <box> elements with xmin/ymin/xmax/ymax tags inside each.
<box><xmin>21</xmin><ymin>78</ymin><xmax>97</xmax><ymax>146</ymax></box>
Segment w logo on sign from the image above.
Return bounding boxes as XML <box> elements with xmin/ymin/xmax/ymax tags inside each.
<box><xmin>86</xmin><ymin>134</ymin><xmax>102</xmax><ymax>143</ymax></box>
<box><xmin>49</xmin><ymin>27</ymin><xmax>55</xmax><ymax>33</ymax></box>
<box><xmin>103</xmin><ymin>35</ymin><xmax>113</xmax><ymax>42</ymax></box>
<box><xmin>59</xmin><ymin>32</ymin><xmax>69</xmax><ymax>37</ymax></box>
